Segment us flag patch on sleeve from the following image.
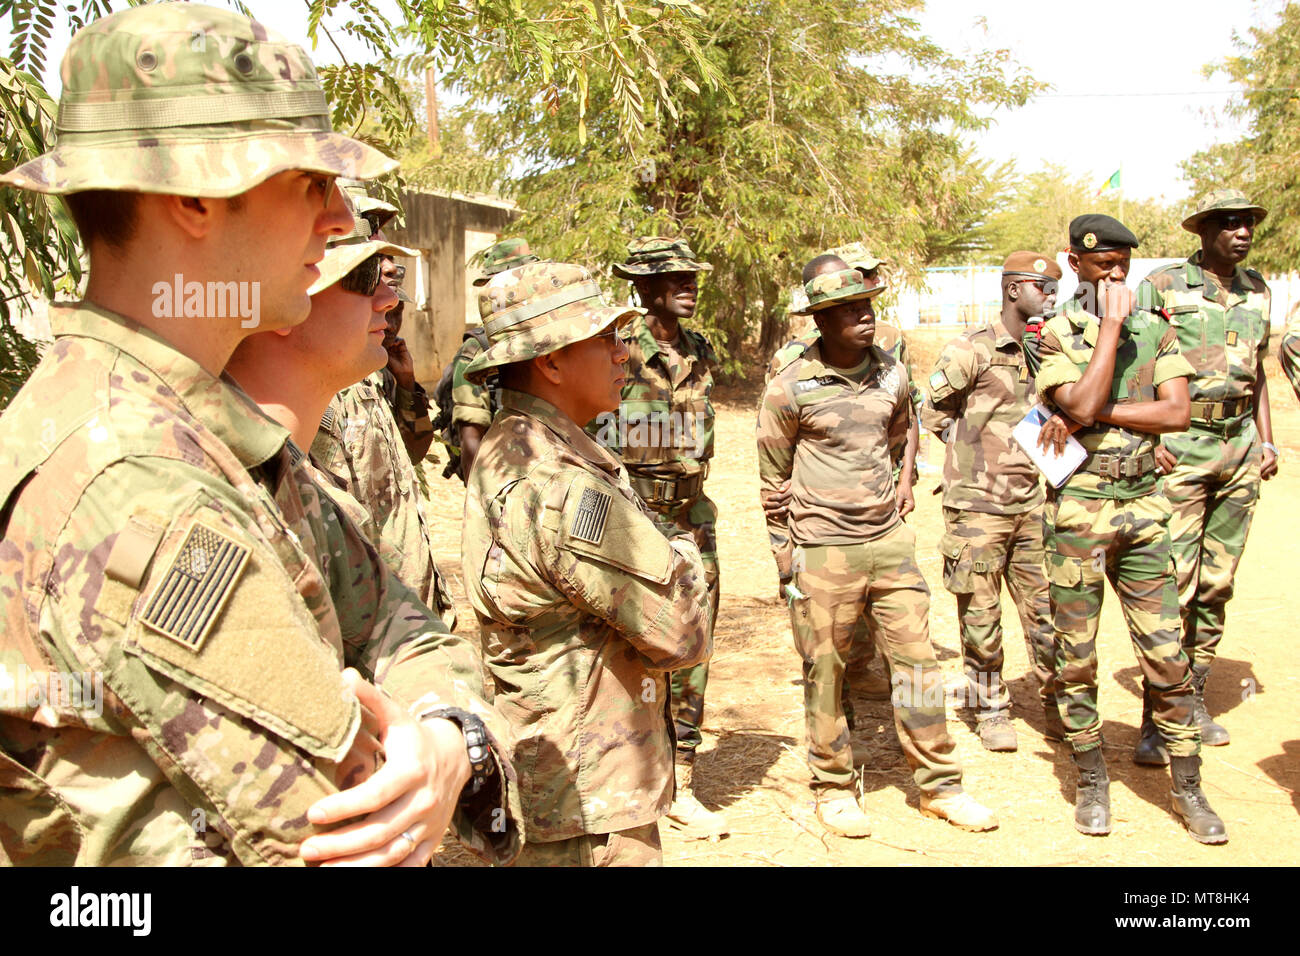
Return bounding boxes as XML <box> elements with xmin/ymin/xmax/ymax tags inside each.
<box><xmin>141</xmin><ymin>521</ymin><xmax>251</xmax><ymax>652</ymax></box>
<box><xmin>570</xmin><ymin>486</ymin><xmax>612</xmax><ymax>545</ymax></box>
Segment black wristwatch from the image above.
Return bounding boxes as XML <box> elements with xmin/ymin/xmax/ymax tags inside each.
<box><xmin>430</xmin><ymin>707</ymin><xmax>496</xmax><ymax>796</ymax></box>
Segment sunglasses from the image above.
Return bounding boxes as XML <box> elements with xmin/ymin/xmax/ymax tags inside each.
<box><xmin>388</xmin><ymin>263</ymin><xmax>407</xmax><ymax>282</ymax></box>
<box><xmin>1212</xmin><ymin>213</ymin><xmax>1256</xmax><ymax>231</ymax></box>
<box><xmin>340</xmin><ymin>253</ymin><xmax>383</xmax><ymax>296</ymax></box>
<box><xmin>1021</xmin><ymin>278</ymin><xmax>1058</xmax><ymax>295</ymax></box>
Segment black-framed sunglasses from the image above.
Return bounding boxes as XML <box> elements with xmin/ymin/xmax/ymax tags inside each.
<box><xmin>388</xmin><ymin>263</ymin><xmax>407</xmax><ymax>283</ymax></box>
<box><xmin>1021</xmin><ymin>278</ymin><xmax>1058</xmax><ymax>296</ymax></box>
<box><xmin>1212</xmin><ymin>213</ymin><xmax>1257</xmax><ymax>231</ymax></box>
<box><xmin>340</xmin><ymin>253</ymin><xmax>384</xmax><ymax>296</ymax></box>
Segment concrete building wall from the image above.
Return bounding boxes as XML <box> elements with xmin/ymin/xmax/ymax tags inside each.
<box><xmin>385</xmin><ymin>189</ymin><xmax>519</xmax><ymax>387</ymax></box>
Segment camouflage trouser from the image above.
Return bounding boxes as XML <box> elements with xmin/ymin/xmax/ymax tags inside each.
<box><xmin>1043</xmin><ymin>492</ymin><xmax>1198</xmax><ymax>757</ymax></box>
<box><xmin>1161</xmin><ymin>423</ymin><xmax>1261</xmax><ymax>674</ymax></box>
<box><xmin>665</xmin><ymin>494</ymin><xmax>719</xmax><ymax>752</ymax></box>
<box><xmin>940</xmin><ymin>506</ymin><xmax>1058</xmax><ymax>717</ymax></box>
<box><xmin>789</xmin><ymin>524</ymin><xmax>962</xmax><ymax>794</ymax></box>
<box><xmin>509</xmin><ymin>822</ymin><xmax>662</xmax><ymax>868</ymax></box>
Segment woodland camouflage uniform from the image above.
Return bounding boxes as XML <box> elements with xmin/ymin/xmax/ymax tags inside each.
<box><xmin>922</xmin><ymin>310</ymin><xmax>1060</xmax><ymax>739</ymax></box>
<box><xmin>1137</xmin><ymin>191</ymin><xmax>1271</xmax><ymax>746</ymax></box>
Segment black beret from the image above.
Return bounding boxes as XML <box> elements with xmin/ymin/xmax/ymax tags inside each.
<box><xmin>1068</xmin><ymin>213</ymin><xmax>1139</xmax><ymax>252</ymax></box>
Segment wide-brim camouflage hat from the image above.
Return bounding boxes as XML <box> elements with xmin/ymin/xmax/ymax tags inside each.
<box><xmin>790</xmin><ymin>268</ymin><xmax>883</xmax><ymax>315</ymax></box>
<box><xmin>611</xmin><ymin>236</ymin><xmax>712</xmax><ymax>278</ymax></box>
<box><xmin>308</xmin><ymin>199</ymin><xmax>419</xmax><ymax>296</ymax></box>
<box><xmin>824</xmin><ymin>241</ymin><xmax>887</xmax><ymax>272</ymax></box>
<box><xmin>471</xmin><ymin>238</ymin><xmax>541</xmax><ymax>286</ymax></box>
<box><xmin>341</xmin><ymin>179</ymin><xmax>401</xmax><ymax>232</ymax></box>
<box><xmin>1</xmin><ymin>4</ymin><xmax>395</xmax><ymax>197</ymax></box>
<box><xmin>465</xmin><ymin>261</ymin><xmax>642</xmax><ymax>384</ymax></box>
<box><xmin>1181</xmin><ymin>189</ymin><xmax>1268</xmax><ymax>233</ymax></box>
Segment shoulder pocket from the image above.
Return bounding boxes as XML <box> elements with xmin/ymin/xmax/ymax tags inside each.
<box><xmin>122</xmin><ymin>500</ymin><xmax>358</xmax><ymax>761</ymax></box>
<box><xmin>555</xmin><ymin>475</ymin><xmax>672</xmax><ymax>584</ymax></box>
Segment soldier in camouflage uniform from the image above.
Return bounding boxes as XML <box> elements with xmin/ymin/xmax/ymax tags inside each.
<box><xmin>0</xmin><ymin>4</ymin><xmax>517</xmax><ymax>866</ymax></box>
<box><xmin>1283</xmin><ymin>301</ymin><xmax>1300</xmax><ymax>401</ymax></box>
<box><xmin>228</xmin><ymin>197</ymin><xmax>458</xmax><ymax>621</ymax></box>
<box><xmin>461</xmin><ymin>261</ymin><xmax>712</xmax><ymax>866</ymax></box>
<box><xmin>444</xmin><ymin>238</ymin><xmax>542</xmax><ymax>480</ymax></box>
<box><xmin>764</xmin><ymin>247</ymin><xmax>914</xmax><ymax>706</ymax></box>
<box><xmin>759</xmin><ymin>265</ymin><xmax>997</xmax><ymax>837</ymax></box>
<box><xmin>1133</xmin><ymin>190</ymin><xmax>1278</xmax><ymax>763</ymax></box>
<box><xmin>339</xmin><ymin>182</ymin><xmax>437</xmax><ymax>464</ymax></box>
<box><xmin>311</xmin><ymin>252</ymin><xmax>458</xmax><ymax>627</ymax></box>
<box><xmin>598</xmin><ymin>236</ymin><xmax>728</xmax><ymax>839</ymax></box>
<box><xmin>922</xmin><ymin>251</ymin><xmax>1063</xmax><ymax>752</ymax></box>
<box><xmin>1035</xmin><ymin>214</ymin><xmax>1225</xmax><ymax>843</ymax></box>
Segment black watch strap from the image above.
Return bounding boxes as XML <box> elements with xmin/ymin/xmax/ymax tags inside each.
<box><xmin>430</xmin><ymin>707</ymin><xmax>496</xmax><ymax>796</ymax></box>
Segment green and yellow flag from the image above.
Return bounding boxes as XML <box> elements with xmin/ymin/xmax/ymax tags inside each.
<box><xmin>1096</xmin><ymin>168</ymin><xmax>1121</xmax><ymax>196</ymax></box>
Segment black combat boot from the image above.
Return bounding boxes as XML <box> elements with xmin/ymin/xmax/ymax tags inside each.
<box><xmin>1133</xmin><ymin>682</ymin><xmax>1169</xmax><ymax>766</ymax></box>
<box><xmin>1191</xmin><ymin>669</ymin><xmax>1229</xmax><ymax>746</ymax></box>
<box><xmin>1072</xmin><ymin>747</ymin><xmax>1111</xmax><ymax>835</ymax></box>
<box><xmin>1170</xmin><ymin>755</ymin><xmax>1228</xmax><ymax>844</ymax></box>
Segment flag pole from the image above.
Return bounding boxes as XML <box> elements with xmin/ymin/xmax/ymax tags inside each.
<box><xmin>1119</xmin><ymin>163</ymin><xmax>1124</xmax><ymax>223</ymax></box>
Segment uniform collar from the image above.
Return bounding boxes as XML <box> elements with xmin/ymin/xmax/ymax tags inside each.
<box><xmin>1061</xmin><ymin>296</ymin><xmax>1139</xmax><ymax>345</ymax></box>
<box><xmin>798</xmin><ymin>340</ymin><xmax>883</xmax><ymax>381</ymax></box>
<box><xmin>629</xmin><ymin>311</ymin><xmax>692</xmax><ymax>364</ymax></box>
<box><xmin>50</xmin><ymin>301</ymin><xmax>289</xmax><ymax>468</ymax></box>
<box><xmin>500</xmin><ymin>388</ymin><xmax>623</xmax><ymax>473</ymax></box>
<box><xmin>1188</xmin><ymin>249</ymin><xmax>1250</xmax><ymax>304</ymax></box>
<box><xmin>990</xmin><ymin>319</ymin><xmax>1020</xmax><ymax>351</ymax></box>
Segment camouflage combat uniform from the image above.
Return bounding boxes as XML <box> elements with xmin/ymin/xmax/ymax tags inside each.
<box><xmin>0</xmin><ymin>4</ymin><xmax>519</xmax><ymax>865</ymax></box>
<box><xmin>0</xmin><ymin>305</ymin><xmax>516</xmax><ymax>865</ymax></box>
<box><xmin>1036</xmin><ymin>297</ymin><xmax>1199</xmax><ymax>755</ymax></box>
<box><xmin>313</xmin><ymin>372</ymin><xmax>456</xmax><ymax>627</ymax></box>
<box><xmin>759</xmin><ymin>330</ymin><xmax>962</xmax><ymax>796</ymax></box>
<box><xmin>450</xmin><ymin>332</ymin><xmax>495</xmax><ymax>441</ymax></box>
<box><xmin>379</xmin><ymin>366</ymin><xmax>435</xmax><ymax>465</ymax></box>
<box><xmin>596</xmin><ymin>311</ymin><xmax>720</xmax><ymax>751</ymax></box>
<box><xmin>922</xmin><ymin>319</ymin><xmax>1059</xmax><ymax>722</ymax></box>
<box><xmin>462</xmin><ymin>262</ymin><xmax>712</xmax><ymax>866</ymax></box>
<box><xmin>1138</xmin><ymin>252</ymin><xmax>1270</xmax><ymax>676</ymax></box>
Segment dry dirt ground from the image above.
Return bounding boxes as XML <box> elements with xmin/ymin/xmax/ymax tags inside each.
<box><xmin>427</xmin><ymin>329</ymin><xmax>1300</xmax><ymax>866</ymax></box>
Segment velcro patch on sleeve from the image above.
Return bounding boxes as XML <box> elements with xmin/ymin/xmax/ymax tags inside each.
<box><xmin>570</xmin><ymin>486</ymin><xmax>613</xmax><ymax>544</ymax></box>
<box><xmin>930</xmin><ymin>370</ymin><xmax>949</xmax><ymax>391</ymax></box>
<box><xmin>141</xmin><ymin>520</ymin><xmax>250</xmax><ymax>653</ymax></box>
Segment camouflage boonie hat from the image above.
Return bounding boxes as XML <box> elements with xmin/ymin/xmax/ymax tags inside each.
<box><xmin>341</xmin><ymin>179</ymin><xmax>400</xmax><ymax>232</ymax></box>
<box><xmin>308</xmin><ymin>191</ymin><xmax>419</xmax><ymax>296</ymax></box>
<box><xmin>471</xmin><ymin>238</ymin><xmax>541</xmax><ymax>287</ymax></box>
<box><xmin>0</xmin><ymin>3</ymin><xmax>395</xmax><ymax>196</ymax></box>
<box><xmin>465</xmin><ymin>262</ymin><xmax>642</xmax><ymax>384</ymax></box>
<box><xmin>1181</xmin><ymin>189</ymin><xmax>1268</xmax><ymax>233</ymax></box>
<box><xmin>611</xmin><ymin>237</ymin><xmax>712</xmax><ymax>279</ymax></box>
<box><xmin>791</xmin><ymin>268</ymin><xmax>883</xmax><ymax>315</ymax></box>
<box><xmin>824</xmin><ymin>241</ymin><xmax>887</xmax><ymax>273</ymax></box>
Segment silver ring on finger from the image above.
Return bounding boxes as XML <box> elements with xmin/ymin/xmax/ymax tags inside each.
<box><xmin>397</xmin><ymin>829</ymin><xmax>417</xmax><ymax>854</ymax></box>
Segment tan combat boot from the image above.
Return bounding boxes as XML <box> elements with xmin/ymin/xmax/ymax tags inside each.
<box><xmin>665</xmin><ymin>753</ymin><xmax>729</xmax><ymax>840</ymax></box>
<box><xmin>919</xmin><ymin>789</ymin><xmax>999</xmax><ymax>831</ymax></box>
<box><xmin>814</xmin><ymin>785</ymin><xmax>871</xmax><ymax>838</ymax></box>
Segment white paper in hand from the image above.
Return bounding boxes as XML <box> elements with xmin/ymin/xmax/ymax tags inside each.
<box><xmin>1013</xmin><ymin>404</ymin><xmax>1087</xmax><ymax>488</ymax></box>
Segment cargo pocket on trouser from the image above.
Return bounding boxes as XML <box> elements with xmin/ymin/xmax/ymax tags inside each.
<box><xmin>939</xmin><ymin>531</ymin><xmax>975</xmax><ymax>594</ymax></box>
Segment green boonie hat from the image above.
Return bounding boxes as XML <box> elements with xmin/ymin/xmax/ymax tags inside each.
<box><xmin>0</xmin><ymin>3</ymin><xmax>395</xmax><ymax>196</ymax></box>
<box><xmin>611</xmin><ymin>236</ymin><xmax>712</xmax><ymax>279</ymax></box>
<box><xmin>824</xmin><ymin>241</ymin><xmax>887</xmax><ymax>272</ymax></box>
<box><xmin>465</xmin><ymin>262</ymin><xmax>642</xmax><ymax>384</ymax></box>
<box><xmin>1181</xmin><ymin>189</ymin><xmax>1268</xmax><ymax>234</ymax></box>
<box><xmin>308</xmin><ymin>191</ymin><xmax>419</xmax><ymax>296</ymax></box>
<box><xmin>341</xmin><ymin>179</ymin><xmax>400</xmax><ymax>232</ymax></box>
<box><xmin>791</xmin><ymin>268</ymin><xmax>883</xmax><ymax>315</ymax></box>
<box><xmin>471</xmin><ymin>238</ymin><xmax>540</xmax><ymax>287</ymax></box>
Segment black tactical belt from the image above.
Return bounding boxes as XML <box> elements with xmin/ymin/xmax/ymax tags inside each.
<box><xmin>1190</xmin><ymin>396</ymin><xmax>1251</xmax><ymax>424</ymax></box>
<box><xmin>629</xmin><ymin>464</ymin><xmax>708</xmax><ymax>510</ymax></box>
<box><xmin>1082</xmin><ymin>451</ymin><xmax>1156</xmax><ymax>480</ymax></box>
